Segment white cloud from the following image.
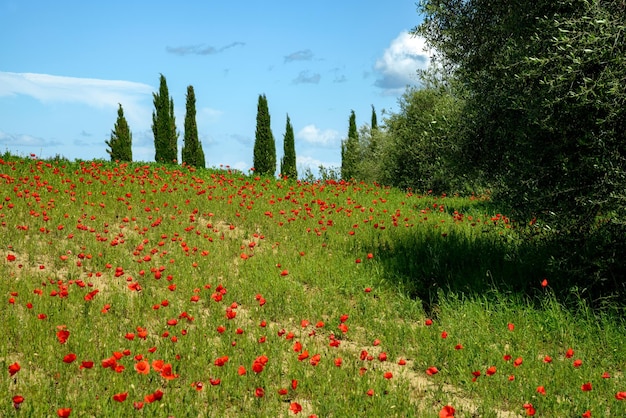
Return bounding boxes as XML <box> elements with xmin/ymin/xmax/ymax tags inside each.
<box><xmin>296</xmin><ymin>124</ymin><xmax>340</xmax><ymax>147</ymax></box>
<box><xmin>373</xmin><ymin>32</ymin><xmax>432</xmax><ymax>94</ymax></box>
<box><xmin>0</xmin><ymin>131</ymin><xmax>61</xmax><ymax>148</ymax></box>
<box><xmin>0</xmin><ymin>71</ymin><xmax>153</xmax><ymax>126</ymax></box>
<box><xmin>199</xmin><ymin>107</ymin><xmax>223</xmax><ymax>123</ymax></box>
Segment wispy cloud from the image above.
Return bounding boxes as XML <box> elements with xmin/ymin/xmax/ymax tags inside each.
<box><xmin>0</xmin><ymin>131</ymin><xmax>62</xmax><ymax>148</ymax></box>
<box><xmin>166</xmin><ymin>42</ymin><xmax>245</xmax><ymax>56</ymax></box>
<box><xmin>284</xmin><ymin>49</ymin><xmax>314</xmax><ymax>63</ymax></box>
<box><xmin>0</xmin><ymin>71</ymin><xmax>153</xmax><ymax>126</ymax></box>
<box><xmin>296</xmin><ymin>124</ymin><xmax>340</xmax><ymax>147</ymax></box>
<box><xmin>373</xmin><ymin>32</ymin><xmax>431</xmax><ymax>95</ymax></box>
<box><xmin>292</xmin><ymin>71</ymin><xmax>321</xmax><ymax>85</ymax></box>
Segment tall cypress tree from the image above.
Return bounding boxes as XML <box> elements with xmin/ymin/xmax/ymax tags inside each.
<box><xmin>371</xmin><ymin>105</ymin><xmax>378</xmax><ymax>131</ymax></box>
<box><xmin>341</xmin><ymin>110</ymin><xmax>359</xmax><ymax>180</ymax></box>
<box><xmin>105</xmin><ymin>103</ymin><xmax>133</xmax><ymax>162</ymax></box>
<box><xmin>280</xmin><ymin>114</ymin><xmax>297</xmax><ymax>180</ymax></box>
<box><xmin>152</xmin><ymin>74</ymin><xmax>178</xmax><ymax>164</ymax></box>
<box><xmin>253</xmin><ymin>94</ymin><xmax>276</xmax><ymax>176</ymax></box>
<box><xmin>182</xmin><ymin>85</ymin><xmax>206</xmax><ymax>168</ymax></box>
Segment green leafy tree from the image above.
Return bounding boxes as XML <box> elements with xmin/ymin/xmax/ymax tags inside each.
<box><xmin>253</xmin><ymin>94</ymin><xmax>276</xmax><ymax>176</ymax></box>
<box><xmin>416</xmin><ymin>0</ymin><xmax>626</xmax><ymax>295</ymax></box>
<box><xmin>105</xmin><ymin>104</ymin><xmax>133</xmax><ymax>162</ymax></box>
<box><xmin>340</xmin><ymin>110</ymin><xmax>359</xmax><ymax>180</ymax></box>
<box><xmin>280</xmin><ymin>114</ymin><xmax>297</xmax><ymax>180</ymax></box>
<box><xmin>152</xmin><ymin>74</ymin><xmax>178</xmax><ymax>164</ymax></box>
<box><xmin>182</xmin><ymin>85</ymin><xmax>206</xmax><ymax>169</ymax></box>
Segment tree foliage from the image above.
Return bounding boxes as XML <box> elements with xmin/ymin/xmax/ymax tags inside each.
<box><xmin>280</xmin><ymin>114</ymin><xmax>297</xmax><ymax>180</ymax></box>
<box><xmin>182</xmin><ymin>85</ymin><xmax>206</xmax><ymax>169</ymax></box>
<box><xmin>415</xmin><ymin>0</ymin><xmax>626</xmax><ymax>296</ymax></box>
<box><xmin>105</xmin><ymin>104</ymin><xmax>133</xmax><ymax>162</ymax></box>
<box><xmin>152</xmin><ymin>74</ymin><xmax>178</xmax><ymax>164</ymax></box>
<box><xmin>340</xmin><ymin>110</ymin><xmax>360</xmax><ymax>180</ymax></box>
<box><xmin>253</xmin><ymin>94</ymin><xmax>276</xmax><ymax>176</ymax></box>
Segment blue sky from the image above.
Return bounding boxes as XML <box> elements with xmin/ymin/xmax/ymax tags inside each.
<box><xmin>0</xmin><ymin>1</ymin><xmax>430</xmax><ymax>175</ymax></box>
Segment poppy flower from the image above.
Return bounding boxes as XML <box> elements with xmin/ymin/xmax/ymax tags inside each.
<box><xmin>57</xmin><ymin>408</ymin><xmax>72</xmax><ymax>417</ymax></box>
<box><xmin>536</xmin><ymin>386</ymin><xmax>546</xmax><ymax>395</ymax></box>
<box><xmin>425</xmin><ymin>319</ymin><xmax>433</xmax><ymax>326</ymax></box>
<box><xmin>292</xmin><ymin>379</ymin><xmax>298</xmax><ymax>390</ymax></box>
<box><xmin>565</xmin><ymin>348</ymin><xmax>574</xmax><ymax>358</ymax></box>
<box><xmin>133</xmin><ymin>401</ymin><xmax>144</xmax><ymax>410</ymax></box>
<box><xmin>543</xmin><ymin>355</ymin><xmax>552</xmax><ymax>363</ymax></box>
<box><xmin>63</xmin><ymin>353</ymin><xmax>77</xmax><ymax>363</ymax></box>
<box><xmin>79</xmin><ymin>361</ymin><xmax>94</xmax><ymax>369</ymax></box>
<box><xmin>113</xmin><ymin>392</ymin><xmax>128</xmax><ymax>402</ymax></box>
<box><xmin>541</xmin><ymin>279</ymin><xmax>548</xmax><ymax>288</ymax></box>
<box><xmin>398</xmin><ymin>358</ymin><xmax>407</xmax><ymax>366</ymax></box>
<box><xmin>255</xmin><ymin>387</ymin><xmax>265</xmax><ymax>398</ymax></box>
<box><xmin>7</xmin><ymin>254</ymin><xmax>16</xmax><ymax>262</ymax></box>
<box><xmin>582</xmin><ymin>410</ymin><xmax>591</xmax><ymax>417</ymax></box>
<box><xmin>238</xmin><ymin>365</ymin><xmax>247</xmax><ymax>375</ymax></box>
<box><xmin>293</xmin><ymin>341</ymin><xmax>302</xmax><ymax>352</ymax></box>
<box><xmin>12</xmin><ymin>395</ymin><xmax>24</xmax><ymax>408</ymax></box>
<box><xmin>57</xmin><ymin>330</ymin><xmax>70</xmax><ymax>344</ymax></box>
<box><xmin>289</xmin><ymin>402</ymin><xmax>302</xmax><ymax>414</ymax></box>
<box><xmin>8</xmin><ymin>362</ymin><xmax>20</xmax><ymax>376</ymax></box>
<box><xmin>366</xmin><ymin>389</ymin><xmax>375</xmax><ymax>397</ymax></box>
<box><xmin>278</xmin><ymin>388</ymin><xmax>288</xmax><ymax>395</ymax></box>
<box><xmin>581</xmin><ymin>382</ymin><xmax>592</xmax><ymax>392</ymax></box>
<box><xmin>298</xmin><ymin>351</ymin><xmax>309</xmax><ymax>361</ymax></box>
<box><xmin>334</xmin><ymin>358</ymin><xmax>342</xmax><ymax>367</ymax></box>
<box><xmin>522</xmin><ymin>403</ymin><xmax>536</xmax><ymax>416</ymax></box>
<box><xmin>378</xmin><ymin>352</ymin><xmax>387</xmax><ymax>362</ymax></box>
<box><xmin>513</xmin><ymin>357</ymin><xmax>523</xmax><ymax>367</ymax></box>
<box><xmin>310</xmin><ymin>354</ymin><xmax>321</xmax><ymax>366</ymax></box>
<box><xmin>383</xmin><ymin>371</ymin><xmax>393</xmax><ymax>379</ymax></box>
<box><xmin>507</xmin><ymin>323</ymin><xmax>515</xmax><ymax>331</ymax></box>
<box><xmin>573</xmin><ymin>359</ymin><xmax>583</xmax><ymax>368</ymax></box>
<box><xmin>486</xmin><ymin>366</ymin><xmax>497</xmax><ymax>376</ymax></box>
<box><xmin>441</xmin><ymin>331</ymin><xmax>448</xmax><ymax>339</ymax></box>
<box><xmin>426</xmin><ymin>366</ymin><xmax>439</xmax><ymax>375</ymax></box>
<box><xmin>134</xmin><ymin>360</ymin><xmax>150</xmax><ymax>374</ymax></box>
<box><xmin>439</xmin><ymin>405</ymin><xmax>455</xmax><ymax>418</ymax></box>
<box><xmin>616</xmin><ymin>392</ymin><xmax>626</xmax><ymax>400</ymax></box>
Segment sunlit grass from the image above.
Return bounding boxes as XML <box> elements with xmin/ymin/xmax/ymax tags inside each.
<box><xmin>1</xmin><ymin>156</ymin><xmax>624</xmax><ymax>417</ymax></box>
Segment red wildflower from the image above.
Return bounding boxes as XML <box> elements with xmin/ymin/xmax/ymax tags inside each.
<box><xmin>56</xmin><ymin>330</ymin><xmax>70</xmax><ymax>344</ymax></box>
<box><xmin>398</xmin><ymin>358</ymin><xmax>407</xmax><ymax>366</ymax></box>
<box><xmin>113</xmin><ymin>392</ymin><xmax>128</xmax><ymax>402</ymax></box>
<box><xmin>298</xmin><ymin>351</ymin><xmax>309</xmax><ymax>361</ymax></box>
<box><xmin>214</xmin><ymin>356</ymin><xmax>229</xmax><ymax>367</ymax></box>
<box><xmin>425</xmin><ymin>318</ymin><xmax>433</xmax><ymax>326</ymax></box>
<box><xmin>366</xmin><ymin>389</ymin><xmax>374</xmax><ymax>397</ymax></box>
<box><xmin>523</xmin><ymin>403</ymin><xmax>536</xmax><ymax>416</ymax></box>
<box><xmin>293</xmin><ymin>341</ymin><xmax>302</xmax><ymax>352</ymax></box>
<box><xmin>79</xmin><ymin>361</ymin><xmax>94</xmax><ymax>369</ymax></box>
<box><xmin>536</xmin><ymin>386</ymin><xmax>546</xmax><ymax>395</ymax></box>
<box><xmin>565</xmin><ymin>348</ymin><xmax>574</xmax><ymax>358</ymax></box>
<box><xmin>63</xmin><ymin>353</ymin><xmax>77</xmax><ymax>363</ymax></box>
<box><xmin>278</xmin><ymin>388</ymin><xmax>288</xmax><ymax>395</ymax></box>
<box><xmin>426</xmin><ymin>366</ymin><xmax>439</xmax><ymax>376</ymax></box>
<box><xmin>289</xmin><ymin>402</ymin><xmax>302</xmax><ymax>414</ymax></box>
<box><xmin>508</xmin><ymin>323</ymin><xmax>515</xmax><ymax>331</ymax></box>
<box><xmin>439</xmin><ymin>405</ymin><xmax>455</xmax><ymax>418</ymax></box>
<box><xmin>238</xmin><ymin>365</ymin><xmax>247</xmax><ymax>375</ymax></box>
<box><xmin>543</xmin><ymin>355</ymin><xmax>552</xmax><ymax>363</ymax></box>
<box><xmin>616</xmin><ymin>392</ymin><xmax>626</xmax><ymax>400</ymax></box>
<box><xmin>7</xmin><ymin>254</ymin><xmax>16</xmax><ymax>262</ymax></box>
<box><xmin>378</xmin><ymin>352</ymin><xmax>387</xmax><ymax>362</ymax></box>
<box><xmin>134</xmin><ymin>360</ymin><xmax>150</xmax><ymax>374</ymax></box>
<box><xmin>160</xmin><ymin>363</ymin><xmax>179</xmax><ymax>380</ymax></box>
<box><xmin>441</xmin><ymin>331</ymin><xmax>448</xmax><ymax>339</ymax></box>
<box><xmin>486</xmin><ymin>366</ymin><xmax>497</xmax><ymax>376</ymax></box>
<box><xmin>133</xmin><ymin>401</ymin><xmax>144</xmax><ymax>410</ymax></box>
<box><xmin>541</xmin><ymin>279</ymin><xmax>548</xmax><ymax>288</ymax></box>
<box><xmin>582</xmin><ymin>410</ymin><xmax>592</xmax><ymax>417</ymax></box>
<box><xmin>573</xmin><ymin>359</ymin><xmax>583</xmax><ymax>368</ymax></box>
<box><xmin>12</xmin><ymin>395</ymin><xmax>24</xmax><ymax>408</ymax></box>
<box><xmin>514</xmin><ymin>357</ymin><xmax>523</xmax><ymax>367</ymax></box>
<box><xmin>209</xmin><ymin>377</ymin><xmax>221</xmax><ymax>385</ymax></box>
<box><xmin>8</xmin><ymin>362</ymin><xmax>20</xmax><ymax>376</ymax></box>
<box><xmin>383</xmin><ymin>371</ymin><xmax>393</xmax><ymax>379</ymax></box>
<box><xmin>280</xmin><ymin>269</ymin><xmax>289</xmax><ymax>276</ymax></box>
<box><xmin>581</xmin><ymin>382</ymin><xmax>592</xmax><ymax>392</ymax></box>
<box><xmin>310</xmin><ymin>353</ymin><xmax>321</xmax><ymax>366</ymax></box>
<box><xmin>334</xmin><ymin>358</ymin><xmax>343</xmax><ymax>367</ymax></box>
<box><xmin>292</xmin><ymin>379</ymin><xmax>298</xmax><ymax>390</ymax></box>
<box><xmin>255</xmin><ymin>387</ymin><xmax>265</xmax><ymax>398</ymax></box>
<box><xmin>57</xmin><ymin>408</ymin><xmax>72</xmax><ymax>417</ymax></box>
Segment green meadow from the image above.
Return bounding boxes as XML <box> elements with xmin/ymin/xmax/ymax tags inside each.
<box><xmin>2</xmin><ymin>156</ymin><xmax>625</xmax><ymax>417</ymax></box>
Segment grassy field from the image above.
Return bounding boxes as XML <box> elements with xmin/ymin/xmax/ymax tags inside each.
<box><xmin>2</xmin><ymin>156</ymin><xmax>625</xmax><ymax>417</ymax></box>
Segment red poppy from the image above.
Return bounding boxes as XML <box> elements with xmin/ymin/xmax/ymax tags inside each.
<box><xmin>441</xmin><ymin>331</ymin><xmax>448</xmax><ymax>339</ymax></box>
<box><xmin>425</xmin><ymin>319</ymin><xmax>433</xmax><ymax>326</ymax></box>
<box><xmin>334</xmin><ymin>358</ymin><xmax>342</xmax><ymax>367</ymax></box>
<box><xmin>209</xmin><ymin>377</ymin><xmax>221</xmax><ymax>386</ymax></box>
<box><xmin>255</xmin><ymin>387</ymin><xmax>265</xmax><ymax>398</ymax></box>
<box><xmin>522</xmin><ymin>403</ymin><xmax>536</xmax><ymax>416</ymax></box>
<box><xmin>507</xmin><ymin>323</ymin><xmax>515</xmax><ymax>331</ymax></box>
<box><xmin>133</xmin><ymin>401</ymin><xmax>144</xmax><ymax>410</ymax></box>
<box><xmin>541</xmin><ymin>279</ymin><xmax>548</xmax><ymax>288</ymax></box>
<box><xmin>366</xmin><ymin>389</ymin><xmax>374</xmax><ymax>397</ymax></box>
<box><xmin>536</xmin><ymin>386</ymin><xmax>546</xmax><ymax>395</ymax></box>
<box><xmin>616</xmin><ymin>391</ymin><xmax>626</xmax><ymax>400</ymax></box>
<box><xmin>298</xmin><ymin>351</ymin><xmax>309</xmax><ymax>361</ymax></box>
<box><xmin>160</xmin><ymin>363</ymin><xmax>179</xmax><ymax>380</ymax></box>
<box><xmin>113</xmin><ymin>392</ymin><xmax>128</xmax><ymax>402</ymax></box>
<box><xmin>378</xmin><ymin>352</ymin><xmax>387</xmax><ymax>362</ymax></box>
<box><xmin>573</xmin><ymin>359</ymin><xmax>583</xmax><ymax>368</ymax></box>
<box><xmin>56</xmin><ymin>330</ymin><xmax>70</xmax><ymax>344</ymax></box>
<box><xmin>581</xmin><ymin>382</ymin><xmax>592</xmax><ymax>392</ymax></box>
<box><xmin>12</xmin><ymin>395</ymin><xmax>24</xmax><ymax>407</ymax></box>
<box><xmin>289</xmin><ymin>402</ymin><xmax>302</xmax><ymax>414</ymax></box>
<box><xmin>214</xmin><ymin>356</ymin><xmax>229</xmax><ymax>367</ymax></box>
<box><xmin>7</xmin><ymin>254</ymin><xmax>16</xmax><ymax>262</ymax></box>
<box><xmin>278</xmin><ymin>388</ymin><xmax>288</xmax><ymax>395</ymax></box>
<box><xmin>310</xmin><ymin>354</ymin><xmax>321</xmax><ymax>366</ymax></box>
<box><xmin>293</xmin><ymin>341</ymin><xmax>302</xmax><ymax>352</ymax></box>
<box><xmin>439</xmin><ymin>405</ymin><xmax>455</xmax><ymax>418</ymax></box>
<box><xmin>8</xmin><ymin>362</ymin><xmax>20</xmax><ymax>376</ymax></box>
<box><xmin>383</xmin><ymin>371</ymin><xmax>393</xmax><ymax>379</ymax></box>
<box><xmin>543</xmin><ymin>355</ymin><xmax>552</xmax><ymax>363</ymax></box>
<box><xmin>486</xmin><ymin>366</ymin><xmax>497</xmax><ymax>376</ymax></box>
<box><xmin>292</xmin><ymin>379</ymin><xmax>298</xmax><ymax>390</ymax></box>
<box><xmin>514</xmin><ymin>357</ymin><xmax>523</xmax><ymax>367</ymax></box>
<box><xmin>63</xmin><ymin>353</ymin><xmax>77</xmax><ymax>364</ymax></box>
<box><xmin>238</xmin><ymin>365</ymin><xmax>247</xmax><ymax>375</ymax></box>
<box><xmin>134</xmin><ymin>360</ymin><xmax>150</xmax><ymax>374</ymax></box>
<box><xmin>426</xmin><ymin>366</ymin><xmax>439</xmax><ymax>375</ymax></box>
<box><xmin>565</xmin><ymin>348</ymin><xmax>574</xmax><ymax>358</ymax></box>
<box><xmin>398</xmin><ymin>358</ymin><xmax>407</xmax><ymax>366</ymax></box>
<box><xmin>582</xmin><ymin>410</ymin><xmax>591</xmax><ymax>418</ymax></box>
<box><xmin>57</xmin><ymin>408</ymin><xmax>72</xmax><ymax>417</ymax></box>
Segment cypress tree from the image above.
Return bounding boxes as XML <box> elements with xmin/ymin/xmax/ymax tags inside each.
<box><xmin>341</xmin><ymin>110</ymin><xmax>359</xmax><ymax>180</ymax></box>
<box><xmin>371</xmin><ymin>105</ymin><xmax>378</xmax><ymax>131</ymax></box>
<box><xmin>253</xmin><ymin>94</ymin><xmax>276</xmax><ymax>176</ymax></box>
<box><xmin>182</xmin><ymin>85</ymin><xmax>206</xmax><ymax>168</ymax></box>
<box><xmin>152</xmin><ymin>74</ymin><xmax>178</xmax><ymax>164</ymax></box>
<box><xmin>280</xmin><ymin>114</ymin><xmax>297</xmax><ymax>180</ymax></box>
<box><xmin>105</xmin><ymin>103</ymin><xmax>133</xmax><ymax>162</ymax></box>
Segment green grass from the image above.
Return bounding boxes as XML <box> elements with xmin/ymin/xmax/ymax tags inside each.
<box><xmin>1</xmin><ymin>156</ymin><xmax>625</xmax><ymax>417</ymax></box>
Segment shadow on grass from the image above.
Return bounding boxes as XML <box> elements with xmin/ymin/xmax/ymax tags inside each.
<box><xmin>368</xmin><ymin>225</ymin><xmax>625</xmax><ymax>316</ymax></box>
